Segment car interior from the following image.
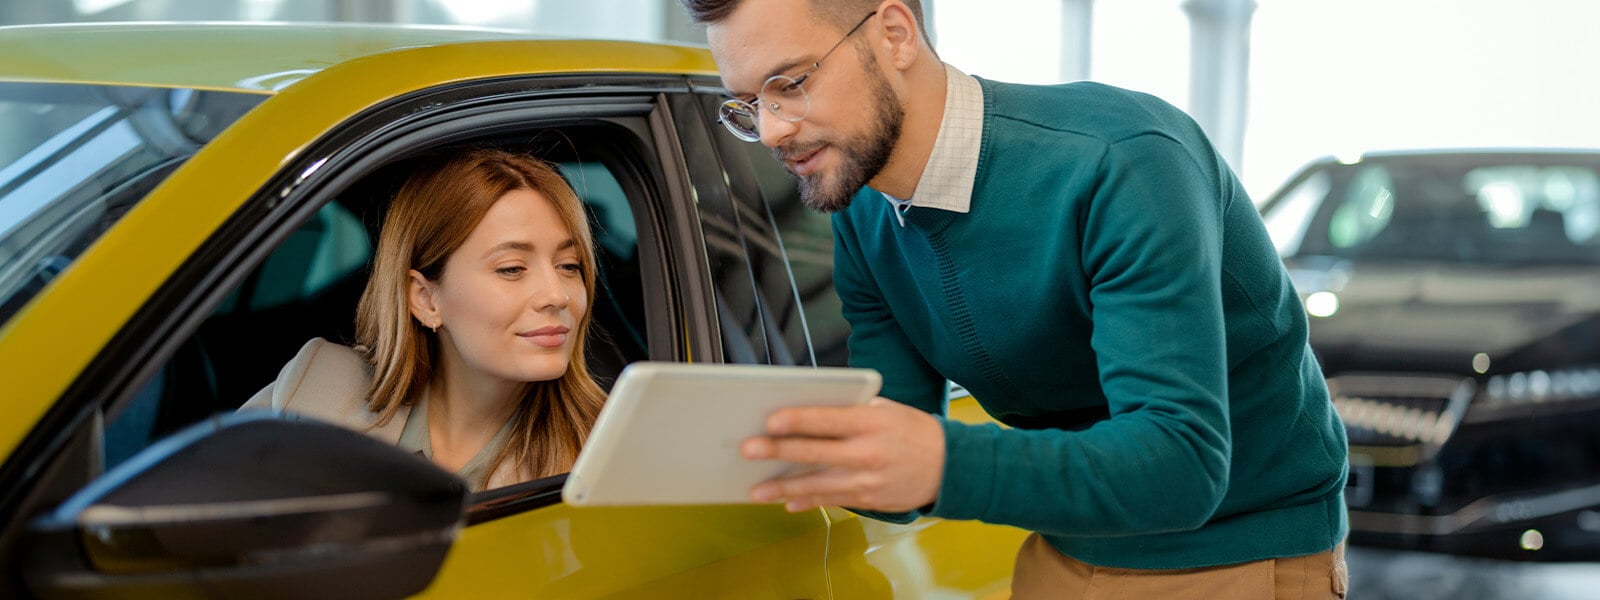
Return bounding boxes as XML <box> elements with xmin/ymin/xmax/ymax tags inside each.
<box><xmin>101</xmin><ymin>128</ymin><xmax>652</xmax><ymax>474</ymax></box>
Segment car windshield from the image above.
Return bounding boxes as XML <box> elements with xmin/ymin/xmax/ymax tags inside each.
<box><xmin>0</xmin><ymin>82</ymin><xmax>262</xmax><ymax>326</ymax></box>
<box><xmin>1263</xmin><ymin>155</ymin><xmax>1600</xmax><ymax>265</ymax></box>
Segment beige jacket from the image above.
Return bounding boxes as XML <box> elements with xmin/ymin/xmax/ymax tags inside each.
<box><xmin>240</xmin><ymin>338</ymin><xmax>406</xmax><ymax>441</ymax></box>
<box><xmin>239</xmin><ymin>338</ymin><xmax>522</xmax><ymax>490</ymax></box>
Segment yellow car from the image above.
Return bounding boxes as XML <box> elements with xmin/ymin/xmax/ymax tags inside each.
<box><xmin>0</xmin><ymin>22</ymin><xmax>1025</xmax><ymax>598</ymax></box>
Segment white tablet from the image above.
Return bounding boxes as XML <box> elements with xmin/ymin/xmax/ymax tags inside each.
<box><xmin>562</xmin><ymin>362</ymin><xmax>881</xmax><ymax>506</ymax></box>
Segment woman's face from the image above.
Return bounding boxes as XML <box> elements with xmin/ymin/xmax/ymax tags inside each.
<box><xmin>413</xmin><ymin>187</ymin><xmax>588</xmax><ymax>385</ymax></box>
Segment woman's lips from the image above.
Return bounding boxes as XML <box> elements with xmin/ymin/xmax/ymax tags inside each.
<box><xmin>520</xmin><ymin>326</ymin><xmax>569</xmax><ymax>348</ymax></box>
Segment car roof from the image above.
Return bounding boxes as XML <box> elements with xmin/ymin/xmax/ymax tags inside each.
<box><xmin>1318</xmin><ymin>147</ymin><xmax>1600</xmax><ymax>165</ymax></box>
<box><xmin>0</xmin><ymin>21</ymin><xmax>719</xmax><ymax>93</ymax></box>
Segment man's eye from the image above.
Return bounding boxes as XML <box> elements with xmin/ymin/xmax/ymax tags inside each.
<box><xmin>781</xmin><ymin>75</ymin><xmax>809</xmax><ymax>94</ymax></box>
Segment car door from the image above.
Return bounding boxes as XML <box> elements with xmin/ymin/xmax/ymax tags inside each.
<box><xmin>0</xmin><ymin>49</ymin><xmax>838</xmax><ymax>598</ymax></box>
<box><xmin>398</xmin><ymin>81</ymin><xmax>838</xmax><ymax>599</ymax></box>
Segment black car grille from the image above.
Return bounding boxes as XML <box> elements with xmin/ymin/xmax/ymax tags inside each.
<box><xmin>1329</xmin><ymin>374</ymin><xmax>1476</xmax><ymax>449</ymax></box>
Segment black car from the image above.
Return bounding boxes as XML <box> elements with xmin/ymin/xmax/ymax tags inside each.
<box><xmin>1258</xmin><ymin>149</ymin><xmax>1600</xmax><ymax>561</ymax></box>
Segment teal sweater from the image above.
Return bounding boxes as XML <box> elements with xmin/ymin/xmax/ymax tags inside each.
<box><xmin>832</xmin><ymin>78</ymin><xmax>1348</xmax><ymax>569</ymax></box>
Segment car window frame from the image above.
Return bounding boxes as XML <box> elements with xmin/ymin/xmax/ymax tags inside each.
<box><xmin>0</xmin><ymin>75</ymin><xmax>714</xmax><ymax>549</ymax></box>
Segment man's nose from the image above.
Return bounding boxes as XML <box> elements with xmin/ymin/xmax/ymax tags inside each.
<box><xmin>757</xmin><ymin>104</ymin><xmax>799</xmax><ymax>148</ymax></box>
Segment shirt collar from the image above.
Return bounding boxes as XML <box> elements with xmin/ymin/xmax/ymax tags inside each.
<box><xmin>880</xmin><ymin>64</ymin><xmax>984</xmax><ymax>222</ymax></box>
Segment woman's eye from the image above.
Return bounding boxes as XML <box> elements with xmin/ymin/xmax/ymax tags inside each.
<box><xmin>496</xmin><ymin>266</ymin><xmax>526</xmax><ymax>276</ymax></box>
<box><xmin>559</xmin><ymin>262</ymin><xmax>584</xmax><ymax>275</ymax></box>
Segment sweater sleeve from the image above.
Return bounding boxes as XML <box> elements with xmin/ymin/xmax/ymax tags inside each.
<box><xmin>926</xmin><ymin>133</ymin><xmax>1233</xmax><ymax>536</ymax></box>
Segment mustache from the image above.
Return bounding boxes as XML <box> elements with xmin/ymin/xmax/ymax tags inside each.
<box><xmin>772</xmin><ymin>141</ymin><xmax>825</xmax><ymax>164</ymax></box>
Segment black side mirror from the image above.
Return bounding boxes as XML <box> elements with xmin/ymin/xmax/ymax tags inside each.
<box><xmin>24</xmin><ymin>411</ymin><xmax>466</xmax><ymax>600</ymax></box>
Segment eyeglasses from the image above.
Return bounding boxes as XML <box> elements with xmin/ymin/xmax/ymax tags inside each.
<box><xmin>717</xmin><ymin>11</ymin><xmax>877</xmax><ymax>143</ymax></box>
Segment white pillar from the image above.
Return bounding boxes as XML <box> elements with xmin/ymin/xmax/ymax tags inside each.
<box><xmin>1060</xmin><ymin>0</ymin><xmax>1093</xmax><ymax>82</ymax></box>
<box><xmin>662</xmin><ymin>0</ymin><xmax>707</xmax><ymax>44</ymax></box>
<box><xmin>1182</xmin><ymin>0</ymin><xmax>1255</xmax><ymax>173</ymax></box>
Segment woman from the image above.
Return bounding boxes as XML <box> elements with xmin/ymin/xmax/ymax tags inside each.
<box><xmin>243</xmin><ymin>149</ymin><xmax>607</xmax><ymax>490</ymax></box>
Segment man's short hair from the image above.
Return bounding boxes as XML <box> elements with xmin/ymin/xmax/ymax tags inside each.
<box><xmin>681</xmin><ymin>0</ymin><xmax>929</xmax><ymax>41</ymax></box>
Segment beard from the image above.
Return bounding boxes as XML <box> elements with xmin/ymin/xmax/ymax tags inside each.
<box><xmin>776</xmin><ymin>49</ymin><xmax>905</xmax><ymax>213</ymax></box>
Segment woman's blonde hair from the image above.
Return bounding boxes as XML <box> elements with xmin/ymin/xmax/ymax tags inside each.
<box><xmin>355</xmin><ymin>148</ymin><xmax>606</xmax><ymax>485</ymax></box>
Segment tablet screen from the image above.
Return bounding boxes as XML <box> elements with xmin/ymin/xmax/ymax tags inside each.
<box><xmin>563</xmin><ymin>362</ymin><xmax>881</xmax><ymax>506</ymax></box>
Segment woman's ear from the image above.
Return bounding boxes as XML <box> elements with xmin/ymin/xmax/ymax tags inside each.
<box><xmin>408</xmin><ymin>269</ymin><xmax>441</xmax><ymax>330</ymax></box>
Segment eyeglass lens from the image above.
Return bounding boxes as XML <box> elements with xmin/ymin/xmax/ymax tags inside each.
<box><xmin>719</xmin><ymin>99</ymin><xmax>761</xmax><ymax>142</ymax></box>
<box><xmin>717</xmin><ymin>10</ymin><xmax>876</xmax><ymax>142</ymax></box>
<box><xmin>719</xmin><ymin>74</ymin><xmax>810</xmax><ymax>142</ymax></box>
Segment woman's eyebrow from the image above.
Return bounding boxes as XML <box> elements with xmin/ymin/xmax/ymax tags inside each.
<box><xmin>481</xmin><ymin>241</ymin><xmax>534</xmax><ymax>259</ymax></box>
<box><xmin>481</xmin><ymin>237</ymin><xmax>579</xmax><ymax>259</ymax></box>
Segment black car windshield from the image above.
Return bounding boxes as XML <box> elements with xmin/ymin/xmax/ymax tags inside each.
<box><xmin>0</xmin><ymin>82</ymin><xmax>263</xmax><ymax>325</ymax></box>
<box><xmin>1263</xmin><ymin>154</ymin><xmax>1600</xmax><ymax>265</ymax></box>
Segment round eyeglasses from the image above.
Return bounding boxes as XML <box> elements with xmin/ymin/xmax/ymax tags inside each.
<box><xmin>717</xmin><ymin>11</ymin><xmax>876</xmax><ymax>143</ymax></box>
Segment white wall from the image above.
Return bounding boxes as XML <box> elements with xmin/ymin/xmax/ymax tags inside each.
<box><xmin>10</xmin><ymin>0</ymin><xmax>1598</xmax><ymax>204</ymax></box>
<box><xmin>934</xmin><ymin>0</ymin><xmax>1600</xmax><ymax>204</ymax></box>
<box><xmin>1245</xmin><ymin>0</ymin><xmax>1600</xmax><ymax>200</ymax></box>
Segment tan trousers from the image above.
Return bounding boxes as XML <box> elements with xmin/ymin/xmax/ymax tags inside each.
<box><xmin>1010</xmin><ymin>533</ymin><xmax>1348</xmax><ymax>599</ymax></box>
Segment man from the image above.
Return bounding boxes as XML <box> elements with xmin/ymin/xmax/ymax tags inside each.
<box><xmin>683</xmin><ymin>0</ymin><xmax>1349</xmax><ymax>596</ymax></box>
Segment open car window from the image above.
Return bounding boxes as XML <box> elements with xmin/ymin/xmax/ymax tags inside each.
<box><xmin>101</xmin><ymin>143</ymin><xmax>649</xmax><ymax>486</ymax></box>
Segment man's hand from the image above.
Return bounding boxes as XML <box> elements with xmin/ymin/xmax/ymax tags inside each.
<box><xmin>742</xmin><ymin>397</ymin><xmax>945</xmax><ymax>512</ymax></box>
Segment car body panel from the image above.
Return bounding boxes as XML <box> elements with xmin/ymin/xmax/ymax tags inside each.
<box><xmin>419</xmin><ymin>504</ymin><xmax>831</xmax><ymax>597</ymax></box>
<box><xmin>0</xmin><ymin>25</ymin><xmax>716</xmax><ymax>461</ymax></box>
<box><xmin>409</xmin><ymin>398</ymin><xmax>1023</xmax><ymax>597</ymax></box>
<box><xmin>825</xmin><ymin>515</ymin><xmax>1022</xmax><ymax>600</ymax></box>
<box><xmin>818</xmin><ymin>398</ymin><xmax>1029</xmax><ymax>598</ymax></box>
<box><xmin>1290</xmin><ymin>260</ymin><xmax>1600</xmax><ymax>372</ymax></box>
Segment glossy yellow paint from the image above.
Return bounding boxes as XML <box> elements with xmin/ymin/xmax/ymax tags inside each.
<box><xmin>411</xmin><ymin>397</ymin><xmax>1023</xmax><ymax>598</ymax></box>
<box><xmin>0</xmin><ymin>28</ymin><xmax>716</xmax><ymax>463</ymax></box>
<box><xmin>825</xmin><ymin>514</ymin><xmax>1027</xmax><ymax>599</ymax></box>
<box><xmin>821</xmin><ymin>396</ymin><xmax>1028</xmax><ymax>598</ymax></box>
<box><xmin>417</xmin><ymin>503</ymin><xmax>832</xmax><ymax>597</ymax></box>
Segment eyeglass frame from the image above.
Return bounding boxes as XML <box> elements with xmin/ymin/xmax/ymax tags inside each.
<box><xmin>717</xmin><ymin>10</ymin><xmax>878</xmax><ymax>142</ymax></box>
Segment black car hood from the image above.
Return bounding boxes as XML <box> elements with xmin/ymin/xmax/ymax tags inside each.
<box><xmin>1286</xmin><ymin>257</ymin><xmax>1600</xmax><ymax>373</ymax></box>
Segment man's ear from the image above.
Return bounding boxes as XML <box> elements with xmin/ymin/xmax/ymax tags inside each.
<box><xmin>877</xmin><ymin>0</ymin><xmax>924</xmax><ymax>71</ymax></box>
<box><xmin>408</xmin><ymin>269</ymin><xmax>441</xmax><ymax>329</ymax></box>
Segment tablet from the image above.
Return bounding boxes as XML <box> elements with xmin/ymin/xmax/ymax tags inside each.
<box><xmin>562</xmin><ymin>362</ymin><xmax>881</xmax><ymax>506</ymax></box>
